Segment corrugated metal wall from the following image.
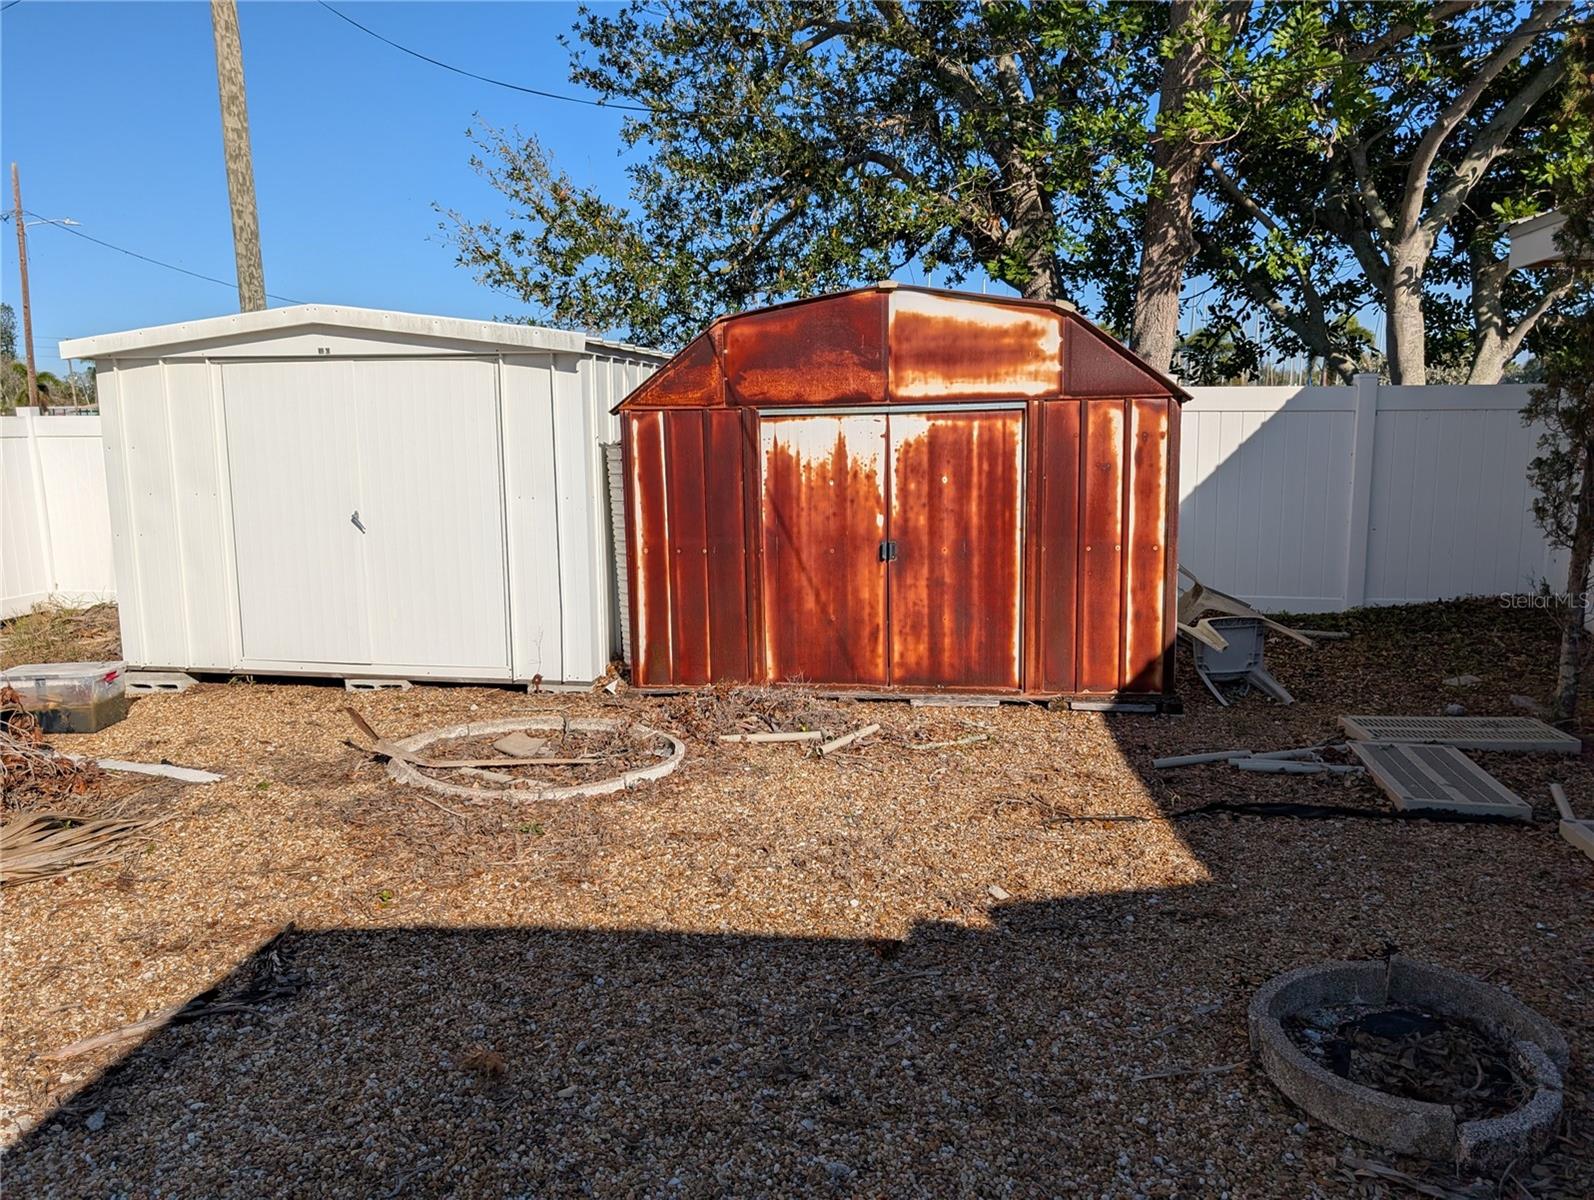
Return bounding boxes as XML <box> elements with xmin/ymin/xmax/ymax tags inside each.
<box><xmin>621</xmin><ymin>286</ymin><xmax>1182</xmax><ymax>698</ymax></box>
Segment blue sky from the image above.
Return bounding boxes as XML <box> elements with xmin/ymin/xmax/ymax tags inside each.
<box><xmin>2</xmin><ymin>1</ymin><xmax>649</xmax><ymax>374</ymax></box>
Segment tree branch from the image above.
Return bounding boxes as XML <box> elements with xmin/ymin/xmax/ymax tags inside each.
<box><xmin>1396</xmin><ymin>1</ymin><xmax>1570</xmax><ymax>238</ymax></box>
<box><xmin>1342</xmin><ymin>1</ymin><xmax>1472</xmax><ymax>64</ymax></box>
<box><xmin>1195</xmin><ymin>227</ymin><xmax>1358</xmax><ymax>382</ymax></box>
<box><xmin>1500</xmin><ymin>275</ymin><xmax>1573</xmax><ymax>364</ymax></box>
<box><xmin>1343</xmin><ymin>133</ymin><xmax>1396</xmax><ymax>239</ymax></box>
<box><xmin>1421</xmin><ymin>55</ymin><xmax>1567</xmax><ymax>242</ymax></box>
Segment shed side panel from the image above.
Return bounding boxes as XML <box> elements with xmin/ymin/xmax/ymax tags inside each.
<box><xmin>664</xmin><ymin>412</ymin><xmax>713</xmax><ymax>684</ymax></box>
<box><xmin>726</xmin><ymin>290</ymin><xmax>886</xmax><ymax>407</ymax></box>
<box><xmin>93</xmin><ymin>366</ymin><xmax>145</xmax><ymax>667</ymax></box>
<box><xmin>626</xmin><ymin>410</ymin><xmax>673</xmax><ymax>685</ymax></box>
<box><xmin>1063</xmin><ymin>318</ymin><xmax>1175</xmax><ymax>399</ymax></box>
<box><xmin>703</xmin><ymin>409</ymin><xmax>752</xmax><ymax>681</ymax></box>
<box><xmin>887</xmin><ymin>290</ymin><xmax>1061</xmax><ymax>401</ymax></box>
<box><xmin>115</xmin><ymin>361</ymin><xmax>189</xmax><ymax>669</ymax></box>
<box><xmin>552</xmin><ymin>356</ymin><xmax>609</xmax><ymax>680</ymax></box>
<box><xmin>1123</xmin><ymin>398</ymin><xmax>1171</xmax><ymax>693</ymax></box>
<box><xmin>502</xmin><ymin>355</ymin><xmax>566</xmax><ymax>682</ymax></box>
<box><xmin>1031</xmin><ymin>400</ymin><xmax>1080</xmax><ymax>693</ymax></box>
<box><xmin>1077</xmin><ymin>399</ymin><xmax>1126</xmax><ymax>691</ymax></box>
<box><xmin>161</xmin><ymin>359</ymin><xmax>234</xmax><ymax>668</ymax></box>
<box><xmin>1161</xmin><ymin>400</ymin><xmax>1181</xmax><ymax>693</ymax></box>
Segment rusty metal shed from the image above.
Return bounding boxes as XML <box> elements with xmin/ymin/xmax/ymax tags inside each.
<box><xmin>617</xmin><ymin>283</ymin><xmax>1190</xmax><ymax>701</ymax></box>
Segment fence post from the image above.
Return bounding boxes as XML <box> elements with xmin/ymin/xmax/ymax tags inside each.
<box><xmin>1342</xmin><ymin>373</ymin><xmax>1379</xmax><ymax>609</ymax></box>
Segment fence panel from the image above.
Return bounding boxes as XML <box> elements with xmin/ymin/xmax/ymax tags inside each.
<box><xmin>1182</xmin><ymin>379</ymin><xmax>1552</xmax><ymax>613</ymax></box>
<box><xmin>1</xmin><ymin>408</ymin><xmax>116</xmax><ymax>620</ymax></box>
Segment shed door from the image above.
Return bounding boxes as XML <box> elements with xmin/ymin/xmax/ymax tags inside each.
<box><xmin>760</xmin><ymin>414</ymin><xmax>889</xmax><ymax>684</ymax></box>
<box><xmin>225</xmin><ymin>361</ymin><xmax>372</xmax><ymax>665</ymax></box>
<box><xmin>757</xmin><ymin>409</ymin><xmax>1024</xmax><ymax>690</ymax></box>
<box><xmin>224</xmin><ymin>359</ymin><xmax>510</xmax><ymax>673</ymax></box>
<box><xmin>351</xmin><ymin>359</ymin><xmax>509</xmax><ymax>671</ymax></box>
<box><xmin>887</xmin><ymin>410</ymin><xmax>1024</xmax><ymax>689</ymax></box>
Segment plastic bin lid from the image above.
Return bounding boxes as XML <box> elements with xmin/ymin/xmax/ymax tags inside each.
<box><xmin>1</xmin><ymin>661</ymin><xmax>125</xmax><ymax>682</ymax></box>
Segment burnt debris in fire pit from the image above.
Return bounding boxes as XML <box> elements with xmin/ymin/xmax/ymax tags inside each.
<box><xmin>1286</xmin><ymin>1003</ymin><xmax>1530</xmax><ymax>1122</ymax></box>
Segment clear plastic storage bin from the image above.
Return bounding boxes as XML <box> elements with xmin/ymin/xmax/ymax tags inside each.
<box><xmin>1</xmin><ymin>661</ymin><xmax>129</xmax><ymax>733</ymax></box>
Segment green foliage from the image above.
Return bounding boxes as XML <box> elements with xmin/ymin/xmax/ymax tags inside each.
<box><xmin>445</xmin><ymin>0</ymin><xmax>1162</xmax><ymax>347</ymax></box>
<box><xmin>445</xmin><ymin>0</ymin><xmax>1586</xmax><ymax>371</ymax></box>
<box><xmin>1187</xmin><ymin>2</ymin><xmax>1583</xmax><ymax>381</ymax></box>
<box><xmin>1525</xmin><ymin>22</ymin><xmax>1594</xmax><ymax>553</ymax></box>
<box><xmin>1174</xmin><ymin>320</ymin><xmax>1259</xmax><ymax>385</ymax></box>
<box><xmin>0</xmin><ymin>302</ymin><xmax>15</xmax><ymax>360</ymax></box>
<box><xmin>1524</xmin><ymin>299</ymin><xmax>1594</xmax><ymax>550</ymax></box>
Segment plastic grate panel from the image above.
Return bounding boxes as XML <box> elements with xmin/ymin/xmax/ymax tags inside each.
<box><xmin>1338</xmin><ymin>715</ymin><xmax>1580</xmax><ymax>754</ymax></box>
<box><xmin>1349</xmin><ymin>741</ymin><xmax>1533</xmax><ymax>819</ymax></box>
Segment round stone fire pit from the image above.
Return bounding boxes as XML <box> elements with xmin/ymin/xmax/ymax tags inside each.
<box><xmin>1249</xmin><ymin>958</ymin><xmax>1568</xmax><ymax>1172</ymax></box>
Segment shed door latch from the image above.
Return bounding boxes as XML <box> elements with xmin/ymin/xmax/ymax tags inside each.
<box><xmin>350</xmin><ymin>510</ymin><xmax>366</xmax><ymax>533</ymax></box>
<box><xmin>878</xmin><ymin>540</ymin><xmax>898</xmax><ymax>563</ymax></box>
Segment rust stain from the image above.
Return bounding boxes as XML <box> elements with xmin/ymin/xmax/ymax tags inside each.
<box><xmin>888</xmin><ymin>411</ymin><xmax>1024</xmax><ymax>688</ymax></box>
<box><xmin>625</xmin><ymin>410</ymin><xmax>673</xmax><ymax>685</ymax></box>
<box><xmin>1076</xmin><ymin>400</ymin><xmax>1126</xmax><ymax>692</ymax></box>
<box><xmin>664</xmin><ymin>412</ymin><xmax>712</xmax><ymax>684</ymax></box>
<box><xmin>624</xmin><ymin>331</ymin><xmax>722</xmax><ymax>408</ymax></box>
<box><xmin>727</xmin><ymin>291</ymin><xmax>886</xmax><ymax>406</ymax></box>
<box><xmin>1029</xmin><ymin>401</ymin><xmax>1080</xmax><ymax>693</ymax></box>
<box><xmin>889</xmin><ymin>290</ymin><xmax>1061</xmax><ymax>400</ymax></box>
<box><xmin>759</xmin><ymin>415</ymin><xmax>888</xmax><ymax>684</ymax></box>
<box><xmin>1123</xmin><ymin>399</ymin><xmax>1171</xmax><ymax>693</ymax></box>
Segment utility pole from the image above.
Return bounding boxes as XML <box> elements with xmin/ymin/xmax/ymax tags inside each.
<box><xmin>210</xmin><ymin>0</ymin><xmax>266</xmax><ymax>312</ymax></box>
<box><xmin>10</xmin><ymin>162</ymin><xmax>40</xmax><ymax>411</ymax></box>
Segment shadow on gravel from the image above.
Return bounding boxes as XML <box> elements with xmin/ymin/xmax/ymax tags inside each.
<box><xmin>8</xmin><ymin>885</ymin><xmax>1291</xmax><ymax>1198</ymax></box>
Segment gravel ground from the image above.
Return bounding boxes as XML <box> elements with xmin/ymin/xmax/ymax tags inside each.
<box><xmin>2</xmin><ymin>598</ymin><xmax>1591</xmax><ymax>1198</ymax></box>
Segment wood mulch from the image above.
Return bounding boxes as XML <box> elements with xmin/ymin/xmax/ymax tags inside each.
<box><xmin>1</xmin><ymin>598</ymin><xmax>1590</xmax><ymax>1198</ymax></box>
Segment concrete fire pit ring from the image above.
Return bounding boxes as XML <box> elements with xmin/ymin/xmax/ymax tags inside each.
<box><xmin>1248</xmin><ymin>958</ymin><xmax>1568</xmax><ymax>1173</ymax></box>
<box><xmin>386</xmin><ymin>717</ymin><xmax>685</xmax><ymax>803</ymax></box>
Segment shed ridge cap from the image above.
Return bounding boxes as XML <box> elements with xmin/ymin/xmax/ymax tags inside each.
<box><xmin>58</xmin><ymin>304</ymin><xmax>669</xmax><ymax>362</ymax></box>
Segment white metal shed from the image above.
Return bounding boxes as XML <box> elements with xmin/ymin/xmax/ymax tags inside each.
<box><xmin>60</xmin><ymin>306</ymin><xmax>665</xmax><ymax>685</ymax></box>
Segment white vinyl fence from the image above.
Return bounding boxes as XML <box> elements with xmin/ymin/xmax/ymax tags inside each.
<box><xmin>1180</xmin><ymin>376</ymin><xmax>1553</xmax><ymax>612</ymax></box>
<box><xmin>1</xmin><ymin>408</ymin><xmax>116</xmax><ymax>620</ymax></box>
<box><xmin>0</xmin><ymin>381</ymin><xmax>1559</xmax><ymax>625</ymax></box>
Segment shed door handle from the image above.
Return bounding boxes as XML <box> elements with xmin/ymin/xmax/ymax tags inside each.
<box><xmin>879</xmin><ymin>540</ymin><xmax>897</xmax><ymax>563</ymax></box>
<box><xmin>351</xmin><ymin>510</ymin><xmax>366</xmax><ymax>533</ymax></box>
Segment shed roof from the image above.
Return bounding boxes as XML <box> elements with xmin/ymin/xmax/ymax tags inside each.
<box><xmin>58</xmin><ymin>304</ymin><xmax>668</xmax><ymax>362</ymax></box>
<box><xmin>616</xmin><ymin>283</ymin><xmax>1189</xmax><ymax>412</ymax></box>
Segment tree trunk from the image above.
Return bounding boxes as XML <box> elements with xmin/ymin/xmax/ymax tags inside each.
<box><xmin>1553</xmin><ymin>437</ymin><xmax>1594</xmax><ymax>724</ymax></box>
<box><xmin>1384</xmin><ymin>244</ymin><xmax>1427</xmax><ymax>384</ymax></box>
<box><xmin>1130</xmin><ymin>0</ymin><xmax>1207</xmax><ymax>373</ymax></box>
<box><xmin>1020</xmin><ymin>253</ymin><xmax>1062</xmax><ymax>303</ymax></box>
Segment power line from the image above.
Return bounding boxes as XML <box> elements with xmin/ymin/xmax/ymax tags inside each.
<box><xmin>316</xmin><ymin>2</ymin><xmax>651</xmax><ymax>113</ymax></box>
<box><xmin>1</xmin><ymin>2</ymin><xmax>23</xmax><ymax>13</ymax></box>
<box><xmin>23</xmin><ymin>210</ymin><xmax>306</xmax><ymax>305</ymax></box>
